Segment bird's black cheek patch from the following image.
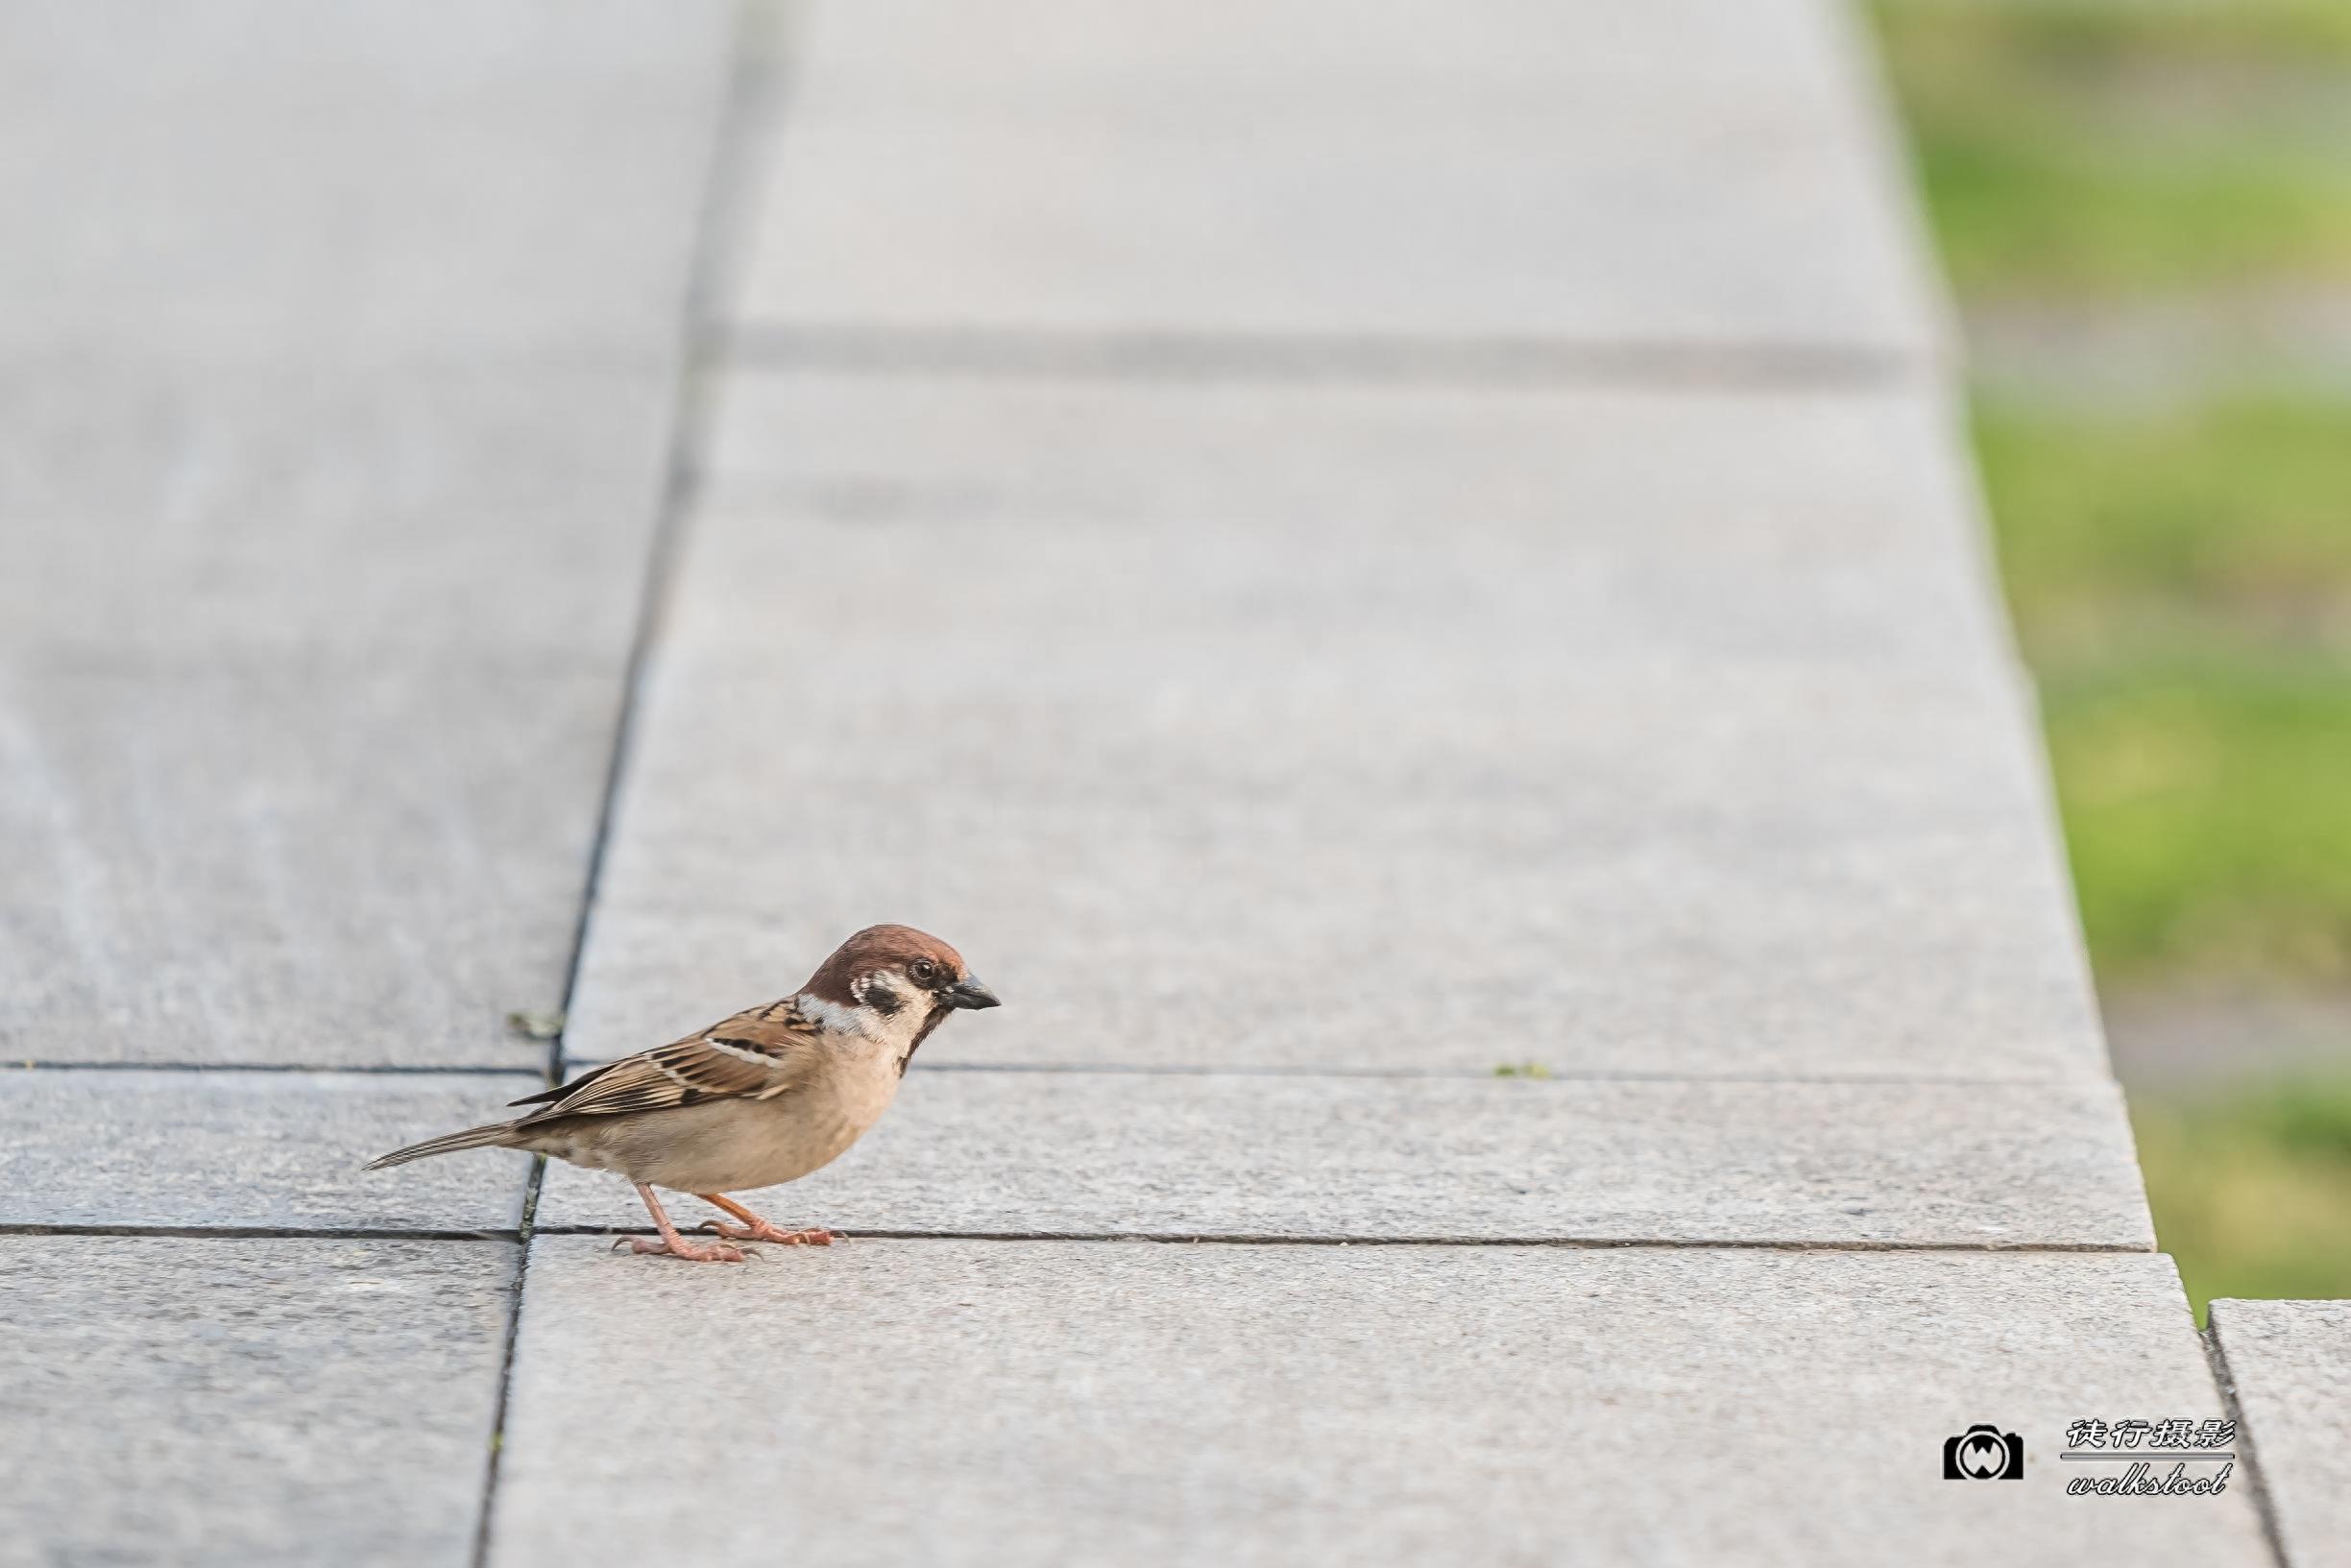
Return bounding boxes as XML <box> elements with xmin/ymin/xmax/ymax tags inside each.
<box><xmin>864</xmin><ymin>986</ymin><xmax>905</xmax><ymax>1017</ymax></box>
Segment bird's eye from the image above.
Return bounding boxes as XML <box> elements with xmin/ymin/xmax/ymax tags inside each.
<box><xmin>909</xmin><ymin>958</ymin><xmax>937</xmax><ymax>984</ymax></box>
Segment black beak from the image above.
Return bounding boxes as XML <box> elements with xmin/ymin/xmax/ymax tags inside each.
<box><xmin>944</xmin><ymin>976</ymin><xmax>1001</xmax><ymax>1010</ymax></box>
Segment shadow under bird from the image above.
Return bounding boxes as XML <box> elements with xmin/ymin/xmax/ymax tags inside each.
<box><xmin>369</xmin><ymin>924</ymin><xmax>999</xmax><ymax>1261</ymax></box>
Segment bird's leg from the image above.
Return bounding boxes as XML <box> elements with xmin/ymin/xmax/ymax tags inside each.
<box><xmin>621</xmin><ymin>1183</ymin><xmax>747</xmax><ymax>1262</ymax></box>
<box><xmin>696</xmin><ymin>1192</ymin><xmax>839</xmax><ymax>1246</ymax></box>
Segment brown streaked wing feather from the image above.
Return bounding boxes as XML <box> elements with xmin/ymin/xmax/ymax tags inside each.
<box><xmin>507</xmin><ymin>1057</ymin><xmax>621</xmax><ymax>1107</ymax></box>
<box><xmin>513</xmin><ymin>1002</ymin><xmax>821</xmax><ymax>1123</ymax></box>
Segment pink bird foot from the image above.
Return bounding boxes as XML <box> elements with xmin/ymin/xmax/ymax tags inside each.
<box><xmin>698</xmin><ymin>1192</ymin><xmax>842</xmax><ymax>1246</ymax></box>
<box><xmin>701</xmin><ymin>1219</ymin><xmax>838</xmax><ymax>1246</ymax></box>
<box><xmin>619</xmin><ymin>1182</ymin><xmax>750</xmax><ymax>1262</ymax></box>
<box><xmin>618</xmin><ymin>1233</ymin><xmax>748</xmax><ymax>1264</ymax></box>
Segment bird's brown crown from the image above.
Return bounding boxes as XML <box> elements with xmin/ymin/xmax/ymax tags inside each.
<box><xmin>800</xmin><ymin>924</ymin><xmax>967</xmax><ymax>1005</ymax></box>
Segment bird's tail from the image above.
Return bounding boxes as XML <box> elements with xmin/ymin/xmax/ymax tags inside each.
<box><xmin>365</xmin><ymin>1122</ymin><xmax>520</xmax><ymax>1170</ymax></box>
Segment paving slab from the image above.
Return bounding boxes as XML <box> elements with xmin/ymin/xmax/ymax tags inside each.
<box><xmin>0</xmin><ymin>0</ymin><xmax>732</xmax><ymax>365</ymax></box>
<box><xmin>2208</xmin><ymin>1298</ymin><xmax>2351</xmax><ymax>1568</ymax></box>
<box><xmin>0</xmin><ymin>1236</ymin><xmax>514</xmax><ymax>1568</ymax></box>
<box><xmin>0</xmin><ymin>0</ymin><xmax>731</xmax><ymax>1069</ymax></box>
<box><xmin>0</xmin><ymin>365</ymin><xmax>674</xmax><ymax>663</ymax></box>
<box><xmin>772</xmin><ymin>0</ymin><xmax>1864</xmax><ymax>95</ymax></box>
<box><xmin>738</xmin><ymin>0</ymin><xmax>1939</xmax><ymax>351</ymax></box>
<box><xmin>691</xmin><ymin>374</ymin><xmax>2009</xmax><ymax>671</ymax></box>
<box><xmin>0</xmin><ymin>666</ymin><xmax>618</xmax><ymax>1068</ymax></box>
<box><xmin>0</xmin><ymin>1069</ymin><xmax>539</xmax><ymax>1233</ymax></box>
<box><xmin>568</xmin><ymin>375</ymin><xmax>2100</xmax><ymax>1081</ymax></box>
<box><xmin>535</xmin><ymin>1071</ymin><xmax>2151</xmax><ymax>1247</ymax></box>
<box><xmin>573</xmin><ymin>661</ymin><xmax>2092</xmax><ymax>1079</ymax></box>
<box><xmin>489</xmin><ymin>1242</ymin><xmax>2264</xmax><ymax>1567</ymax></box>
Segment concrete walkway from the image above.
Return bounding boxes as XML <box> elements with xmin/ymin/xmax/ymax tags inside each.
<box><xmin>0</xmin><ymin>2</ymin><xmax>2326</xmax><ymax>1563</ymax></box>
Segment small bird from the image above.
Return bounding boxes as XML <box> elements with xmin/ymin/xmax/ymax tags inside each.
<box><xmin>368</xmin><ymin>925</ymin><xmax>999</xmax><ymax>1262</ymax></box>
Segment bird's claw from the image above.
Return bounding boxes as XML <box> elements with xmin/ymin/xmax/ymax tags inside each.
<box><xmin>619</xmin><ymin>1233</ymin><xmax>748</xmax><ymax>1263</ymax></box>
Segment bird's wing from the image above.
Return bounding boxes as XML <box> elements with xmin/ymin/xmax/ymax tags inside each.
<box><xmin>510</xmin><ymin>1001</ymin><xmax>822</xmax><ymax>1122</ymax></box>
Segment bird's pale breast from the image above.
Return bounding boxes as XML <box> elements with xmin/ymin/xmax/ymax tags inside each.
<box><xmin>538</xmin><ymin>1046</ymin><xmax>906</xmax><ymax>1194</ymax></box>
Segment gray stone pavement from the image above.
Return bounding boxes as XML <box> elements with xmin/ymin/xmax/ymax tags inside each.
<box><xmin>0</xmin><ymin>1238</ymin><xmax>516</xmax><ymax>1568</ymax></box>
<box><xmin>2209</xmin><ymin>1300</ymin><xmax>2351</xmax><ymax>1568</ymax></box>
<box><xmin>510</xmin><ymin>1</ymin><xmax>2273</xmax><ymax>1561</ymax></box>
<box><xmin>0</xmin><ymin>0</ymin><xmax>2314</xmax><ymax>1563</ymax></box>
<box><xmin>492</xmin><ymin>1242</ymin><xmax>2266</xmax><ymax>1567</ymax></box>
<box><xmin>0</xmin><ymin>1</ymin><xmax>723</xmax><ymax>364</ymax></box>
<box><xmin>537</xmin><ymin>1072</ymin><xmax>2154</xmax><ymax>1246</ymax></box>
<box><xmin>0</xmin><ymin>2</ymin><xmax>730</xmax><ymax>1563</ymax></box>
<box><xmin>736</xmin><ymin>0</ymin><xmax>1941</xmax><ymax>350</ymax></box>
<box><xmin>0</xmin><ymin>1068</ymin><xmax>535</xmax><ymax>1232</ymax></box>
<box><xmin>1</xmin><ymin>665</ymin><xmax>622</xmax><ymax>1068</ymax></box>
<box><xmin>565</xmin><ymin>374</ymin><xmax>2097</xmax><ymax>1081</ymax></box>
<box><xmin>0</xmin><ymin>0</ymin><xmax>731</xmax><ymax>1068</ymax></box>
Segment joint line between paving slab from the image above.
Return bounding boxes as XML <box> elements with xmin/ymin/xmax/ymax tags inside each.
<box><xmin>899</xmin><ymin>1061</ymin><xmax>2103</xmax><ymax>1089</ymax></box>
<box><xmin>8</xmin><ymin>1059</ymin><xmax>2113</xmax><ymax>1090</ymax></box>
<box><xmin>464</xmin><ymin>12</ymin><xmax>789</xmax><ymax>1568</ymax></box>
<box><xmin>0</xmin><ymin>1222</ymin><xmax>520</xmax><ymax>1242</ymax></box>
<box><xmin>0</xmin><ymin>1220</ymin><xmax>2153</xmax><ymax>1254</ymax></box>
<box><xmin>554</xmin><ymin>1059</ymin><xmax>2113</xmax><ymax>1090</ymax></box>
<box><xmin>2</xmin><ymin>1060</ymin><xmax>543</xmax><ymax>1077</ymax></box>
<box><xmin>2201</xmin><ymin>1318</ymin><xmax>2294</xmax><ymax>1568</ymax></box>
<box><xmin>524</xmin><ymin>1225</ymin><xmax>2153</xmax><ymax>1255</ymax></box>
<box><xmin>468</xmin><ymin>1166</ymin><xmax>537</xmax><ymax>1568</ymax></box>
<box><xmin>721</xmin><ymin>322</ymin><xmax>1928</xmax><ymax>392</ymax></box>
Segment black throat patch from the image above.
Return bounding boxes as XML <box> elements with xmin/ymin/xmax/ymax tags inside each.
<box><xmin>899</xmin><ymin>1002</ymin><xmax>950</xmax><ymax>1076</ymax></box>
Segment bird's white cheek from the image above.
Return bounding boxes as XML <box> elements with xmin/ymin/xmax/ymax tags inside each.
<box><xmin>797</xmin><ymin>995</ymin><xmax>864</xmax><ymax>1036</ymax></box>
<box><xmin>873</xmin><ymin>1001</ymin><xmax>931</xmax><ymax>1051</ymax></box>
<box><xmin>800</xmin><ymin>990</ymin><xmax>926</xmax><ymax>1049</ymax></box>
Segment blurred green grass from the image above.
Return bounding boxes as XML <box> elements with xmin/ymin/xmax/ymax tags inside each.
<box><xmin>1877</xmin><ymin>0</ymin><xmax>2351</xmax><ymax>293</ymax></box>
<box><xmin>1976</xmin><ymin>402</ymin><xmax>2351</xmax><ymax>982</ymax></box>
<box><xmin>1874</xmin><ymin>0</ymin><xmax>2351</xmax><ymax>1315</ymax></box>
<box><xmin>1981</xmin><ymin>400</ymin><xmax>2351</xmax><ymax>657</ymax></box>
<box><xmin>2043</xmin><ymin>660</ymin><xmax>2351</xmax><ymax>979</ymax></box>
<box><xmin>2138</xmin><ymin>1081</ymin><xmax>2351</xmax><ymax>1310</ymax></box>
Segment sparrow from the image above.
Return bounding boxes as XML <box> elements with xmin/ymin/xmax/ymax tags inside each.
<box><xmin>368</xmin><ymin>924</ymin><xmax>999</xmax><ymax>1262</ymax></box>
